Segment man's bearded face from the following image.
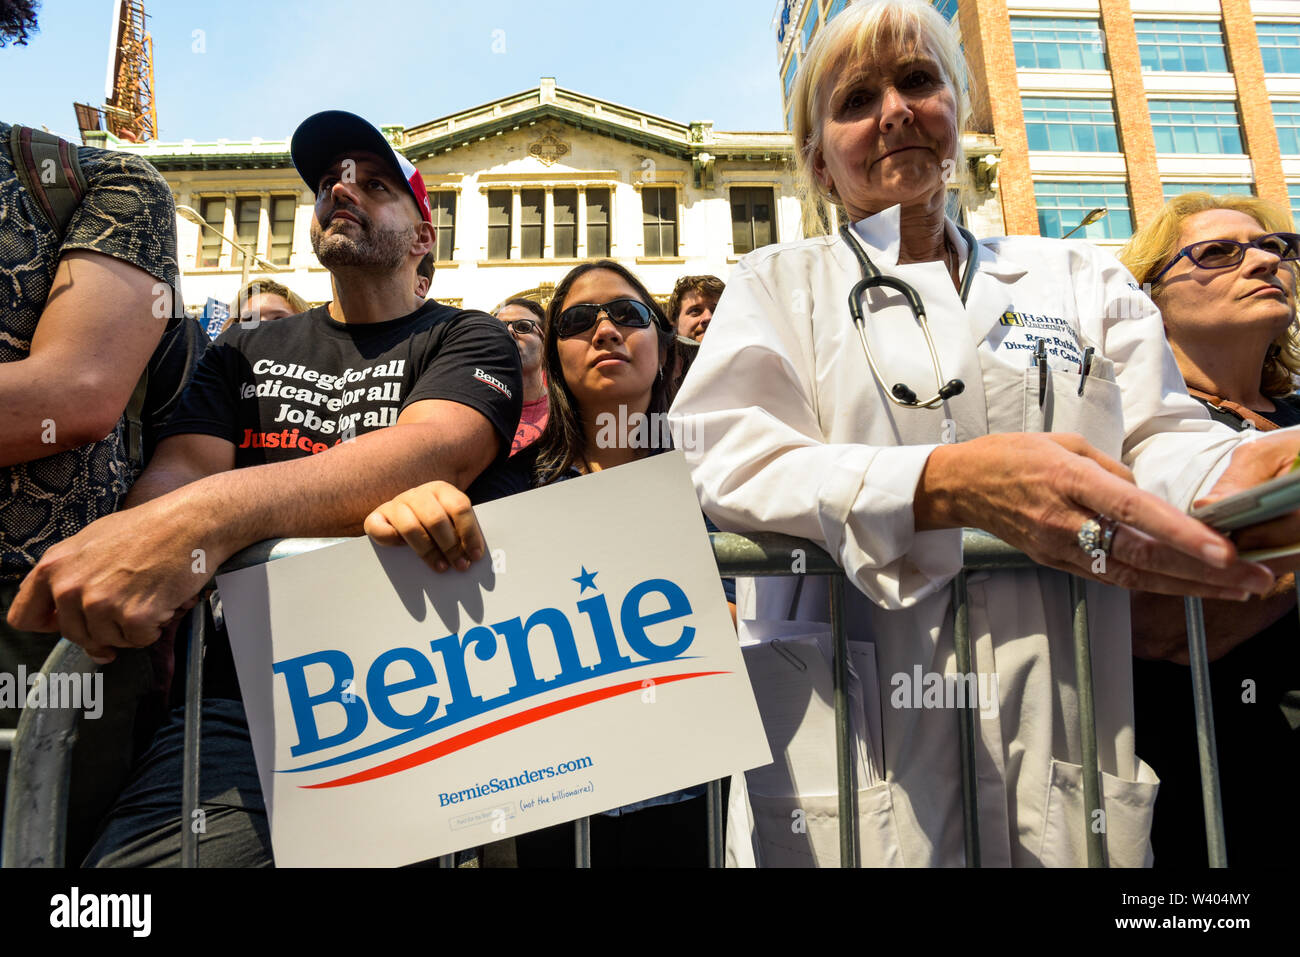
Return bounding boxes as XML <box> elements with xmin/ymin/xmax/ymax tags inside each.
<box><xmin>310</xmin><ymin>202</ymin><xmax>413</xmax><ymax>271</ymax></box>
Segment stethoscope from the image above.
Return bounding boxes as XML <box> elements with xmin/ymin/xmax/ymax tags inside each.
<box><xmin>840</xmin><ymin>223</ymin><xmax>978</xmax><ymax>409</ymax></box>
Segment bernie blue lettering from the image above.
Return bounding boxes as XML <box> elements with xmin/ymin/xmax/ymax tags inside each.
<box><xmin>275</xmin><ymin>577</ymin><xmax>697</xmax><ymax>768</ymax></box>
<box><xmin>272</xmin><ymin>650</ymin><xmax>369</xmax><ymax>757</ymax></box>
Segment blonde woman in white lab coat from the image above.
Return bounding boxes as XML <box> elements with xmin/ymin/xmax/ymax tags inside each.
<box><xmin>668</xmin><ymin>0</ymin><xmax>1300</xmax><ymax>867</ymax></box>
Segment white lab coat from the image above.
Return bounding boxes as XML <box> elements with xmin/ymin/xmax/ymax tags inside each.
<box><xmin>668</xmin><ymin>205</ymin><xmax>1249</xmax><ymax>867</ymax></box>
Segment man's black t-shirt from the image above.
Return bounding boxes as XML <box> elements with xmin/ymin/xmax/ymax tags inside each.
<box><xmin>160</xmin><ymin>299</ymin><xmax>524</xmax><ymax>700</ymax></box>
<box><xmin>162</xmin><ymin>300</ymin><xmax>522</xmax><ymax>466</ymax></box>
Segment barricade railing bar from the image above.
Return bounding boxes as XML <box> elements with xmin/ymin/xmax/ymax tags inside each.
<box><xmin>2</xmin><ymin>531</ymin><xmax>1231</xmax><ymax>869</ymax></box>
<box><xmin>1</xmin><ymin>639</ymin><xmax>95</xmax><ymax>867</ymax></box>
<box><xmin>1183</xmin><ymin>596</ymin><xmax>1228</xmax><ymax>866</ymax></box>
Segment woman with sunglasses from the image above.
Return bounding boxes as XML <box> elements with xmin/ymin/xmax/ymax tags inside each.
<box><xmin>367</xmin><ymin>260</ymin><xmax>731</xmax><ymax>866</ymax></box>
<box><xmin>1118</xmin><ymin>194</ymin><xmax>1300</xmax><ymax>866</ymax></box>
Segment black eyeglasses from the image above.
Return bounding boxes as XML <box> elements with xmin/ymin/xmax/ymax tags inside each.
<box><xmin>555</xmin><ymin>298</ymin><xmax>658</xmax><ymax>339</ymax></box>
<box><xmin>1152</xmin><ymin>232</ymin><xmax>1300</xmax><ymax>283</ymax></box>
<box><xmin>503</xmin><ymin>318</ymin><xmax>541</xmax><ymax>337</ymax></box>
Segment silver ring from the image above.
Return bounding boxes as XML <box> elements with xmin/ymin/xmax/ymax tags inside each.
<box><xmin>1077</xmin><ymin>515</ymin><xmax>1117</xmax><ymax>556</ymax></box>
<box><xmin>1099</xmin><ymin>519</ymin><xmax>1117</xmax><ymax>556</ymax></box>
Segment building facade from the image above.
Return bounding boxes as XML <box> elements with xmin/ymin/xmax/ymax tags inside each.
<box><xmin>776</xmin><ymin>0</ymin><xmax>1300</xmax><ymax>246</ymax></box>
<box><xmin>93</xmin><ymin>80</ymin><xmax>799</xmax><ymax>312</ymax></box>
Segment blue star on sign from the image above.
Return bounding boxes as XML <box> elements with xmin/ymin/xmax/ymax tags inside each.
<box><xmin>573</xmin><ymin>566</ymin><xmax>598</xmax><ymax>594</ymax></box>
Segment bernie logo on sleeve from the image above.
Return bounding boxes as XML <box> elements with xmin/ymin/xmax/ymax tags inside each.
<box><xmin>473</xmin><ymin>367</ymin><xmax>513</xmax><ymax>399</ymax></box>
<box><xmin>271</xmin><ymin>566</ymin><xmax>723</xmax><ymax>789</ymax></box>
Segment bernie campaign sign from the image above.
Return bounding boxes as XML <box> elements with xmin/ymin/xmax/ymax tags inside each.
<box><xmin>219</xmin><ymin>452</ymin><xmax>772</xmax><ymax>867</ymax></box>
<box><xmin>202</xmin><ymin>297</ymin><xmax>230</xmax><ymax>339</ymax></box>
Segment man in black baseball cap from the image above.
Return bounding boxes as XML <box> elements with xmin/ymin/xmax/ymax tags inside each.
<box><xmin>291</xmin><ymin>110</ymin><xmax>438</xmax><ymax>322</ymax></box>
<box><xmin>291</xmin><ymin>110</ymin><xmax>433</xmax><ymax>226</ymax></box>
<box><xmin>14</xmin><ymin>110</ymin><xmax>524</xmax><ymax>867</ymax></box>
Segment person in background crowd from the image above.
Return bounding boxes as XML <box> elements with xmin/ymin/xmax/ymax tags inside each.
<box><xmin>415</xmin><ymin>250</ymin><xmax>435</xmax><ymax>298</ymax></box>
<box><xmin>495</xmin><ymin>298</ymin><xmax>549</xmax><ymax>455</ymax></box>
<box><xmin>665</xmin><ymin>275</ymin><xmax>725</xmax><ymax>392</ymax></box>
<box><xmin>220</xmin><ymin>277</ymin><xmax>309</xmax><ymax>333</ymax></box>
<box><xmin>668</xmin><ymin>0</ymin><xmax>1300</xmax><ymax>867</ymax></box>
<box><xmin>1119</xmin><ymin>193</ymin><xmax>1300</xmax><ymax>867</ymax></box>
<box><xmin>8</xmin><ymin>109</ymin><xmax>523</xmax><ymax>866</ymax></box>
<box><xmin>368</xmin><ymin>260</ymin><xmax>738</xmax><ymax>867</ymax></box>
<box><xmin>0</xmin><ymin>116</ymin><xmax>182</xmax><ymax>862</ymax></box>
<box><xmin>667</xmin><ymin>274</ymin><xmax>724</xmax><ymax>344</ymax></box>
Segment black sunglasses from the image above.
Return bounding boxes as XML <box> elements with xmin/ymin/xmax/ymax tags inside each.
<box><xmin>503</xmin><ymin>318</ymin><xmax>541</xmax><ymax>337</ymax></box>
<box><xmin>555</xmin><ymin>298</ymin><xmax>658</xmax><ymax>339</ymax></box>
<box><xmin>1153</xmin><ymin>232</ymin><xmax>1300</xmax><ymax>283</ymax></box>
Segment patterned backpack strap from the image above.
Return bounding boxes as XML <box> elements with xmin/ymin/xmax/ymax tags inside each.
<box><xmin>124</xmin><ymin>375</ymin><xmax>149</xmax><ymax>471</ymax></box>
<box><xmin>9</xmin><ymin>124</ymin><xmax>88</xmax><ymax>237</ymax></box>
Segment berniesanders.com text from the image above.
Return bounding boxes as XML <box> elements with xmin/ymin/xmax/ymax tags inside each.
<box><xmin>438</xmin><ymin>755</ymin><xmax>594</xmax><ymax>807</ymax></box>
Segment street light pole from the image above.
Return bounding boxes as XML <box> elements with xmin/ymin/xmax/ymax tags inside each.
<box><xmin>1062</xmin><ymin>207</ymin><xmax>1108</xmax><ymax>240</ymax></box>
<box><xmin>175</xmin><ymin>204</ymin><xmax>280</xmax><ymax>292</ymax></box>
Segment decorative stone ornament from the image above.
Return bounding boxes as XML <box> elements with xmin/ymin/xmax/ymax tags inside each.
<box><xmin>528</xmin><ymin>131</ymin><xmax>570</xmax><ymax>166</ymax></box>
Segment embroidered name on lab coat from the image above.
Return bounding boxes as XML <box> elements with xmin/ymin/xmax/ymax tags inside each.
<box><xmin>999</xmin><ymin>310</ymin><xmax>1070</xmax><ymax>331</ymax></box>
<box><xmin>990</xmin><ymin>310</ymin><xmax>1083</xmax><ymax>369</ymax></box>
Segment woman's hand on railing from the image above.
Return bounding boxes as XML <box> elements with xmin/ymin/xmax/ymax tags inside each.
<box><xmin>915</xmin><ymin>433</ymin><xmax>1275</xmax><ymax>600</ymax></box>
<box><xmin>364</xmin><ymin>481</ymin><xmax>485</xmax><ymax>573</ymax></box>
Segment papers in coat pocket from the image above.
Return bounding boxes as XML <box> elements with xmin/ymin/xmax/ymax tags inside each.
<box><xmin>739</xmin><ymin>622</ymin><xmax>884</xmax><ymax>791</ymax></box>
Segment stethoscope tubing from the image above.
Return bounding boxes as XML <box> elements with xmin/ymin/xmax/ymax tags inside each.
<box><xmin>841</xmin><ymin>222</ymin><xmax>978</xmax><ymax>410</ymax></box>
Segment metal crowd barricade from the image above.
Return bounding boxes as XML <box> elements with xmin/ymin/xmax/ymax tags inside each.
<box><xmin>1</xmin><ymin>640</ymin><xmax>98</xmax><ymax>867</ymax></box>
<box><xmin>2</xmin><ymin>531</ymin><xmax>1232</xmax><ymax>869</ymax></box>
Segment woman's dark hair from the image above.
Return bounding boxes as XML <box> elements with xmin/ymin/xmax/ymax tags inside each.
<box><xmin>532</xmin><ymin>260</ymin><xmax>677</xmax><ymax>485</ymax></box>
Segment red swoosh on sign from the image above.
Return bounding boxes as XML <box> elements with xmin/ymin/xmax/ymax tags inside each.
<box><xmin>301</xmin><ymin>670</ymin><xmax>727</xmax><ymax>789</ymax></box>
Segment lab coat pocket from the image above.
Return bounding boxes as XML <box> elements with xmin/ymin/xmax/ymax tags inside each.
<box><xmin>1021</xmin><ymin>356</ymin><xmax>1123</xmax><ymax>461</ymax></box>
<box><xmin>738</xmin><ymin>632</ymin><xmax>902</xmax><ymax>866</ymax></box>
<box><xmin>1037</xmin><ymin>756</ymin><xmax>1159</xmax><ymax>868</ymax></box>
<box><xmin>748</xmin><ymin>782</ymin><xmax>903</xmax><ymax>867</ymax></box>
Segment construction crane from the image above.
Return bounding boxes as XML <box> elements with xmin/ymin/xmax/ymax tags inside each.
<box><xmin>74</xmin><ymin>0</ymin><xmax>158</xmax><ymax>143</ymax></box>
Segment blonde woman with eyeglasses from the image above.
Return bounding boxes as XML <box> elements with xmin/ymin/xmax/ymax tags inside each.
<box><xmin>1120</xmin><ymin>193</ymin><xmax>1300</xmax><ymax>867</ymax></box>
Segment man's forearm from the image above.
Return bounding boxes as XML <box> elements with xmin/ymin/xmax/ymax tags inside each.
<box><xmin>154</xmin><ymin>420</ymin><xmax>492</xmax><ymax>566</ymax></box>
<box><xmin>125</xmin><ymin>458</ymin><xmax>212</xmax><ymax>508</ymax></box>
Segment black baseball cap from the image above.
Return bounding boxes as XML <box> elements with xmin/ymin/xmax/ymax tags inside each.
<box><xmin>291</xmin><ymin>110</ymin><xmax>432</xmax><ymax>223</ymax></box>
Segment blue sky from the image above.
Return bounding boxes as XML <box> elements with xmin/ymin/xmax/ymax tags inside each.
<box><xmin>0</xmin><ymin>0</ymin><xmax>786</xmax><ymax>142</ymax></box>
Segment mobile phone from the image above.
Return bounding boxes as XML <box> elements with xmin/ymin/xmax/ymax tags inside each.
<box><xmin>1189</xmin><ymin>468</ymin><xmax>1300</xmax><ymax>532</ymax></box>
